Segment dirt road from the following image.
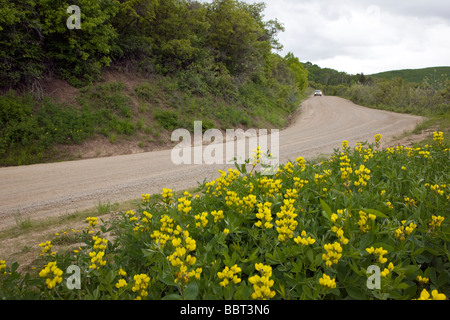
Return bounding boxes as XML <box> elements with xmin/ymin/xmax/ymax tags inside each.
<box><xmin>0</xmin><ymin>96</ymin><xmax>423</xmax><ymax>230</ymax></box>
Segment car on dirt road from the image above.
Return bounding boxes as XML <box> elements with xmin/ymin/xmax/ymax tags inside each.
<box><xmin>314</xmin><ymin>90</ymin><xmax>323</xmax><ymax>96</ymax></box>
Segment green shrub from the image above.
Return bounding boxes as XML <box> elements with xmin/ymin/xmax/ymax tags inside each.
<box><xmin>154</xmin><ymin>110</ymin><xmax>180</xmax><ymax>131</ymax></box>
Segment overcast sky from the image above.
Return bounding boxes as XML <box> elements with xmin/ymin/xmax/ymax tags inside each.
<box><xmin>202</xmin><ymin>0</ymin><xmax>450</xmax><ymax>74</ymax></box>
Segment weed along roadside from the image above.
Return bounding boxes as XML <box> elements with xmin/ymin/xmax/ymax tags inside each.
<box><xmin>0</xmin><ymin>133</ymin><xmax>448</xmax><ymax>300</ymax></box>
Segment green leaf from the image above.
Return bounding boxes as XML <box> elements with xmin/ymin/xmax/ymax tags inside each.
<box><xmin>396</xmin><ymin>282</ymin><xmax>410</xmax><ymax>290</ymax></box>
<box><xmin>162</xmin><ymin>293</ymin><xmax>182</xmax><ymax>300</ymax></box>
<box><xmin>363</xmin><ymin>208</ymin><xmax>388</xmax><ymax>219</ymax></box>
<box><xmin>437</xmin><ymin>272</ymin><xmax>449</xmax><ymax>288</ymax></box>
<box><xmin>184</xmin><ymin>281</ymin><xmax>199</xmax><ymax>300</ymax></box>
<box><xmin>345</xmin><ymin>285</ymin><xmax>366</xmax><ymax>300</ymax></box>
<box><xmin>302</xmin><ymin>284</ymin><xmax>313</xmax><ymax>299</ymax></box>
<box><xmin>320</xmin><ymin>199</ymin><xmax>332</xmax><ymax>221</ymax></box>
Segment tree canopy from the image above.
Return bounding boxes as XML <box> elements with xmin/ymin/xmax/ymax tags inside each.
<box><xmin>0</xmin><ymin>0</ymin><xmax>307</xmax><ymax>92</ymax></box>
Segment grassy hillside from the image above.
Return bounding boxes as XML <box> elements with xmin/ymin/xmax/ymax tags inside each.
<box><xmin>0</xmin><ymin>0</ymin><xmax>309</xmax><ymax>167</ymax></box>
<box><xmin>370</xmin><ymin>67</ymin><xmax>450</xmax><ymax>84</ymax></box>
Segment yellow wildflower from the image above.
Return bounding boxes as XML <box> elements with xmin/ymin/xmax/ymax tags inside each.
<box><xmin>322</xmin><ymin>242</ymin><xmax>343</xmax><ymax>267</ymax></box>
<box><xmin>294</xmin><ymin>230</ymin><xmax>316</xmax><ymax>246</ymax></box>
<box><xmin>115</xmin><ymin>279</ymin><xmax>128</xmax><ymax>289</ymax></box>
<box><xmin>255</xmin><ymin>202</ymin><xmax>273</xmax><ymax>229</ymax></box>
<box><xmin>366</xmin><ymin>246</ymin><xmax>388</xmax><ymax>264</ymax></box>
<box><xmin>132</xmin><ymin>274</ymin><xmax>150</xmax><ymax>300</ymax></box>
<box><xmin>319</xmin><ymin>273</ymin><xmax>336</xmax><ymax>289</ymax></box>
<box><xmin>39</xmin><ymin>261</ymin><xmax>63</xmax><ymax>289</ymax></box>
<box><xmin>86</xmin><ymin>216</ymin><xmax>98</xmax><ymax>227</ymax></box>
<box><xmin>218</xmin><ymin>265</ymin><xmax>242</xmax><ymax>287</ymax></box>
<box><xmin>415</xmin><ymin>289</ymin><xmax>446</xmax><ymax>300</ymax></box>
<box><xmin>416</xmin><ymin>275</ymin><xmax>429</xmax><ymax>284</ymax></box>
<box><xmin>429</xmin><ymin>215</ymin><xmax>445</xmax><ymax>232</ymax></box>
<box><xmin>249</xmin><ymin>263</ymin><xmax>276</xmax><ymax>300</ymax></box>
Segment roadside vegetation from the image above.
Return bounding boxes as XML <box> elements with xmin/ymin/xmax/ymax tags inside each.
<box><xmin>307</xmin><ymin>62</ymin><xmax>450</xmax><ymax>142</ymax></box>
<box><xmin>0</xmin><ymin>0</ymin><xmax>308</xmax><ymax>166</ymax></box>
<box><xmin>0</xmin><ymin>133</ymin><xmax>448</xmax><ymax>299</ymax></box>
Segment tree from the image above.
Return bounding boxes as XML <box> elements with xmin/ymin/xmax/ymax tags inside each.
<box><xmin>285</xmin><ymin>52</ymin><xmax>308</xmax><ymax>92</ymax></box>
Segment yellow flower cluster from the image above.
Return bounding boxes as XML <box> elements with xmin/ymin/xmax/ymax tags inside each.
<box><xmin>404</xmin><ymin>197</ymin><xmax>418</xmax><ymax>207</ymax></box>
<box><xmin>319</xmin><ymin>273</ymin><xmax>336</xmax><ymax>289</ymax></box>
<box><xmin>89</xmin><ymin>251</ymin><xmax>106</xmax><ymax>270</ymax></box>
<box><xmin>161</xmin><ymin>188</ymin><xmax>173</xmax><ymax>205</ymax></box>
<box><xmin>415</xmin><ymin>289</ymin><xmax>446</xmax><ymax>300</ymax></box>
<box><xmin>0</xmin><ymin>259</ymin><xmax>6</xmax><ymax>272</ymax></box>
<box><xmin>194</xmin><ymin>212</ymin><xmax>209</xmax><ymax>228</ymax></box>
<box><xmin>429</xmin><ymin>215</ymin><xmax>445</xmax><ymax>232</ymax></box>
<box><xmin>249</xmin><ymin>263</ymin><xmax>276</xmax><ymax>300</ymax></box>
<box><xmin>131</xmin><ymin>210</ymin><xmax>153</xmax><ymax>233</ymax></box>
<box><xmin>177</xmin><ymin>192</ymin><xmax>192</xmax><ymax>215</ymax></box>
<box><xmin>217</xmin><ymin>264</ymin><xmax>242</xmax><ymax>287</ymax></box>
<box><xmin>211</xmin><ymin>210</ymin><xmax>225</xmax><ymax>222</ymax></box>
<box><xmin>252</xmin><ymin>146</ymin><xmax>263</xmax><ymax>166</ymax></box>
<box><xmin>86</xmin><ymin>216</ymin><xmax>98</xmax><ymax>227</ymax></box>
<box><xmin>150</xmin><ymin>215</ymin><xmax>177</xmax><ymax>248</ymax></box>
<box><xmin>275</xmin><ymin>198</ymin><xmax>298</xmax><ymax>242</ymax></box>
<box><xmin>374</xmin><ymin>134</ymin><xmax>382</xmax><ymax>145</ymax></box>
<box><xmin>338</xmin><ymin>153</ymin><xmax>352</xmax><ymax>181</ymax></box>
<box><xmin>294</xmin><ymin>230</ymin><xmax>316</xmax><ymax>246</ymax></box>
<box><xmin>361</xmin><ymin>147</ymin><xmax>375</xmax><ymax>163</ymax></box>
<box><xmin>115</xmin><ymin>268</ymin><xmax>128</xmax><ymax>289</ymax></box>
<box><xmin>38</xmin><ymin>240</ymin><xmax>55</xmax><ymax>256</ymax></box>
<box><xmin>426</xmin><ymin>183</ymin><xmax>446</xmax><ymax>196</ymax></box>
<box><xmin>89</xmin><ymin>236</ymin><xmax>108</xmax><ymax>270</ymax></box>
<box><xmin>357</xmin><ymin>210</ymin><xmax>376</xmax><ymax>233</ymax></box>
<box><xmin>394</xmin><ymin>220</ymin><xmax>417</xmax><ymax>241</ymax></box>
<box><xmin>433</xmin><ymin>131</ymin><xmax>444</xmax><ymax>146</ymax></box>
<box><xmin>380</xmin><ymin>262</ymin><xmax>395</xmax><ymax>277</ymax></box>
<box><xmin>93</xmin><ymin>236</ymin><xmax>108</xmax><ymax>250</ymax></box>
<box><xmin>255</xmin><ymin>202</ymin><xmax>273</xmax><ymax>229</ymax></box>
<box><xmin>282</xmin><ymin>161</ymin><xmax>295</xmax><ymax>175</ymax></box>
<box><xmin>284</xmin><ymin>188</ymin><xmax>299</xmax><ymax>199</ymax></box>
<box><xmin>416</xmin><ymin>275</ymin><xmax>429</xmax><ymax>284</ymax></box>
<box><xmin>322</xmin><ymin>242</ymin><xmax>343</xmax><ymax>267</ymax></box>
<box><xmin>39</xmin><ymin>261</ymin><xmax>63</xmax><ymax>289</ymax></box>
<box><xmin>366</xmin><ymin>246</ymin><xmax>388</xmax><ymax>264</ymax></box>
<box><xmin>314</xmin><ymin>169</ymin><xmax>331</xmax><ymax>184</ymax></box>
<box><xmin>354</xmin><ymin>164</ymin><xmax>371</xmax><ymax>191</ymax></box>
<box><xmin>257</xmin><ymin>176</ymin><xmax>283</xmax><ymax>199</ymax></box>
<box><xmin>205</xmin><ymin>169</ymin><xmax>241</xmax><ymax>196</ymax></box>
<box><xmin>118</xmin><ymin>268</ymin><xmax>127</xmax><ymax>277</ymax></box>
<box><xmin>225</xmin><ymin>191</ymin><xmax>257</xmax><ymax>215</ymax></box>
<box><xmin>331</xmin><ymin>226</ymin><xmax>349</xmax><ymax>244</ymax></box>
<box><xmin>125</xmin><ymin>210</ymin><xmax>137</xmax><ymax>222</ymax></box>
<box><xmin>141</xmin><ymin>193</ymin><xmax>150</xmax><ymax>204</ymax></box>
<box><xmin>166</xmin><ymin>227</ymin><xmax>200</xmax><ymax>285</ymax></box>
<box><xmin>293</xmin><ymin>177</ymin><xmax>309</xmax><ymax>189</ymax></box>
<box><xmin>330</xmin><ymin>209</ymin><xmax>350</xmax><ymax>244</ymax></box>
<box><xmin>295</xmin><ymin>156</ymin><xmax>306</xmax><ymax>171</ymax></box>
<box><xmin>115</xmin><ymin>278</ymin><xmax>127</xmax><ymax>289</ymax></box>
<box><xmin>132</xmin><ymin>274</ymin><xmax>150</xmax><ymax>300</ymax></box>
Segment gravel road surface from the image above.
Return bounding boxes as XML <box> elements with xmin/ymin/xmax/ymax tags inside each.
<box><xmin>0</xmin><ymin>96</ymin><xmax>423</xmax><ymax>230</ymax></box>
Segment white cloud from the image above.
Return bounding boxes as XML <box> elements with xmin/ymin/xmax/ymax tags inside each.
<box><xmin>199</xmin><ymin>0</ymin><xmax>450</xmax><ymax>74</ymax></box>
<box><xmin>245</xmin><ymin>0</ymin><xmax>450</xmax><ymax>74</ymax></box>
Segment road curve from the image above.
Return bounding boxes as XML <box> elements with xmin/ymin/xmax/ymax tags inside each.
<box><xmin>0</xmin><ymin>96</ymin><xmax>423</xmax><ymax>229</ymax></box>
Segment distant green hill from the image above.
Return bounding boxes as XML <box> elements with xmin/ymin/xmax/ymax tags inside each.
<box><xmin>370</xmin><ymin>67</ymin><xmax>450</xmax><ymax>84</ymax></box>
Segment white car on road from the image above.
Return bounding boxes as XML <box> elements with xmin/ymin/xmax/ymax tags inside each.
<box><xmin>314</xmin><ymin>90</ymin><xmax>323</xmax><ymax>96</ymax></box>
